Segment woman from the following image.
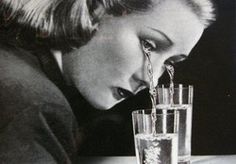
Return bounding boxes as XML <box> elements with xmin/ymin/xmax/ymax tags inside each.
<box><xmin>0</xmin><ymin>0</ymin><xmax>215</xmax><ymax>163</ymax></box>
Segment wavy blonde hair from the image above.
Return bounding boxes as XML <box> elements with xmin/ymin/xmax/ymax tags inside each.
<box><xmin>0</xmin><ymin>0</ymin><xmax>215</xmax><ymax>50</ymax></box>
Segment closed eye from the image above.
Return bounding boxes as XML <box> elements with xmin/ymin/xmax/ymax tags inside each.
<box><xmin>164</xmin><ymin>54</ymin><xmax>187</xmax><ymax>65</ymax></box>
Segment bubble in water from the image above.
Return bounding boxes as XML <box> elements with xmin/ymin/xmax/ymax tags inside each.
<box><xmin>144</xmin><ymin>145</ymin><xmax>161</xmax><ymax>164</ymax></box>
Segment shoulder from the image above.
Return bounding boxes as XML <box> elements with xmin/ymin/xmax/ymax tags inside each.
<box><xmin>0</xmin><ymin>45</ymin><xmax>68</xmax><ymax>104</ymax></box>
<box><xmin>0</xmin><ymin>45</ymin><xmax>71</xmax><ymax>128</ymax></box>
<box><xmin>0</xmin><ymin>45</ymin><xmax>79</xmax><ymax>163</ymax></box>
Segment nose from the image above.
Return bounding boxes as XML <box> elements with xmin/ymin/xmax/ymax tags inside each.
<box><xmin>131</xmin><ymin>64</ymin><xmax>165</xmax><ymax>93</ymax></box>
<box><xmin>130</xmin><ymin>74</ymin><xmax>148</xmax><ymax>94</ymax></box>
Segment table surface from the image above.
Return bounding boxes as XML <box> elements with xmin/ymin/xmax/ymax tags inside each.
<box><xmin>77</xmin><ymin>155</ymin><xmax>236</xmax><ymax>164</ymax></box>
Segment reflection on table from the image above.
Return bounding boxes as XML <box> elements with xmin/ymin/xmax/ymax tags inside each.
<box><xmin>78</xmin><ymin>155</ymin><xmax>236</xmax><ymax>164</ymax></box>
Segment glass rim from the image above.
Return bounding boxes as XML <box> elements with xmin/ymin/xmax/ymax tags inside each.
<box><xmin>156</xmin><ymin>83</ymin><xmax>193</xmax><ymax>89</ymax></box>
<box><xmin>132</xmin><ymin>109</ymin><xmax>178</xmax><ymax>116</ymax></box>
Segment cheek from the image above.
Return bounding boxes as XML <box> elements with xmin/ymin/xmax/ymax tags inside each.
<box><xmin>108</xmin><ymin>33</ymin><xmax>143</xmax><ymax>74</ymax></box>
<box><xmin>95</xmin><ymin>21</ymin><xmax>144</xmax><ymax>75</ymax></box>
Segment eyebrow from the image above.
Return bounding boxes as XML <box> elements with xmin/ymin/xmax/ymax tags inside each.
<box><xmin>147</xmin><ymin>27</ymin><xmax>173</xmax><ymax>46</ymax></box>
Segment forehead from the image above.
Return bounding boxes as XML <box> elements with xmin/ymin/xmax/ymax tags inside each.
<box><xmin>126</xmin><ymin>0</ymin><xmax>204</xmax><ymax>54</ymax></box>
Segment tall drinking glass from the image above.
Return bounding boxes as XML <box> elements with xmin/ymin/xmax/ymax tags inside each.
<box><xmin>156</xmin><ymin>84</ymin><xmax>193</xmax><ymax>164</ymax></box>
<box><xmin>132</xmin><ymin>109</ymin><xmax>179</xmax><ymax>164</ymax></box>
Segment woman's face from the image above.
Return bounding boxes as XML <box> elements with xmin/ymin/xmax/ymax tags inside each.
<box><xmin>63</xmin><ymin>0</ymin><xmax>204</xmax><ymax>109</ymax></box>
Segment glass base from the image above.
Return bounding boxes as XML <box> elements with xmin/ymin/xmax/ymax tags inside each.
<box><xmin>178</xmin><ymin>161</ymin><xmax>190</xmax><ymax>164</ymax></box>
<box><xmin>178</xmin><ymin>155</ymin><xmax>191</xmax><ymax>164</ymax></box>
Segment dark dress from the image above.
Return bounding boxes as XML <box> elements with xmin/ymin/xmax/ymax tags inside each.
<box><xmin>0</xmin><ymin>43</ymin><xmax>79</xmax><ymax>163</ymax></box>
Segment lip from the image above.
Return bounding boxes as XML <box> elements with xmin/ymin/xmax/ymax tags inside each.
<box><xmin>112</xmin><ymin>87</ymin><xmax>134</xmax><ymax>101</ymax></box>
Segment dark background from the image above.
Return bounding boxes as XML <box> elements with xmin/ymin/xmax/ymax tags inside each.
<box><xmin>75</xmin><ymin>0</ymin><xmax>236</xmax><ymax>156</ymax></box>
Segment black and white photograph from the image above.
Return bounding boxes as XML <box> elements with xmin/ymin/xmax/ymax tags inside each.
<box><xmin>0</xmin><ymin>0</ymin><xmax>235</xmax><ymax>163</ymax></box>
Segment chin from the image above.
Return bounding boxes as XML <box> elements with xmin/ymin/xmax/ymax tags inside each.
<box><xmin>91</xmin><ymin>102</ymin><xmax>114</xmax><ymax>110</ymax></box>
<box><xmin>89</xmin><ymin>97</ymin><xmax>116</xmax><ymax>110</ymax></box>
<box><xmin>79</xmin><ymin>86</ymin><xmax>117</xmax><ymax>110</ymax></box>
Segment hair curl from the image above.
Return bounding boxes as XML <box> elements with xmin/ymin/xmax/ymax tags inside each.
<box><xmin>0</xmin><ymin>0</ymin><xmax>215</xmax><ymax>51</ymax></box>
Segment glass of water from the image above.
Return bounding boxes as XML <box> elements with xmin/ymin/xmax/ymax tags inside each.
<box><xmin>132</xmin><ymin>109</ymin><xmax>179</xmax><ymax>164</ymax></box>
<box><xmin>156</xmin><ymin>84</ymin><xmax>193</xmax><ymax>164</ymax></box>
